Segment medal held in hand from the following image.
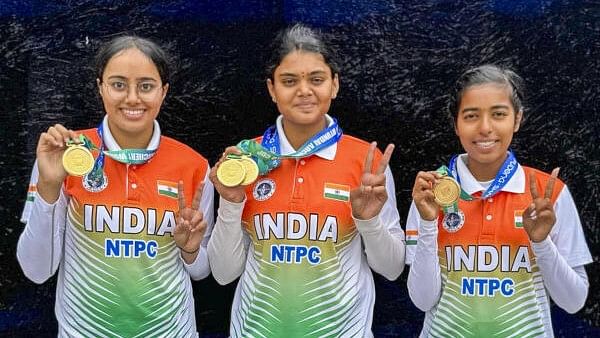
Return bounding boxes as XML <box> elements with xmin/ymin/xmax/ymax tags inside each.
<box><xmin>62</xmin><ymin>140</ymin><xmax>95</xmax><ymax>177</ymax></box>
<box><xmin>433</xmin><ymin>175</ymin><xmax>460</xmax><ymax>207</ymax></box>
<box><xmin>217</xmin><ymin>155</ymin><xmax>260</xmax><ymax>187</ymax></box>
<box><xmin>238</xmin><ymin>156</ymin><xmax>259</xmax><ymax>186</ymax></box>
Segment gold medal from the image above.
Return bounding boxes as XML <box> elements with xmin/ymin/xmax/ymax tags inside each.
<box><xmin>217</xmin><ymin>159</ymin><xmax>246</xmax><ymax>187</ymax></box>
<box><xmin>433</xmin><ymin>176</ymin><xmax>460</xmax><ymax>207</ymax></box>
<box><xmin>62</xmin><ymin>145</ymin><xmax>95</xmax><ymax>176</ymax></box>
<box><xmin>239</xmin><ymin>157</ymin><xmax>259</xmax><ymax>186</ymax></box>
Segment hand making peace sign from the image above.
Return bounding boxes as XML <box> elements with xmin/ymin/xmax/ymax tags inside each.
<box><xmin>522</xmin><ymin>168</ymin><xmax>560</xmax><ymax>243</ymax></box>
<box><xmin>350</xmin><ymin>142</ymin><xmax>395</xmax><ymax>220</ymax></box>
<box><xmin>174</xmin><ymin>181</ymin><xmax>207</xmax><ymax>258</ymax></box>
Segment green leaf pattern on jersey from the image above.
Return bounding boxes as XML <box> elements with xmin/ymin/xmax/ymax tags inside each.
<box><xmin>231</xmin><ymin>230</ymin><xmax>367</xmax><ymax>337</ymax></box>
<box><xmin>424</xmin><ymin>249</ymin><xmax>547</xmax><ymax>338</ymax></box>
<box><xmin>58</xmin><ymin>198</ymin><xmax>196</xmax><ymax>338</ymax></box>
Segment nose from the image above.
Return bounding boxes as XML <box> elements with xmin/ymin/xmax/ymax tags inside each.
<box><xmin>125</xmin><ymin>85</ymin><xmax>141</xmax><ymax>104</ymax></box>
<box><xmin>297</xmin><ymin>80</ymin><xmax>313</xmax><ymax>97</ymax></box>
<box><xmin>479</xmin><ymin>114</ymin><xmax>493</xmax><ymax>135</ymax></box>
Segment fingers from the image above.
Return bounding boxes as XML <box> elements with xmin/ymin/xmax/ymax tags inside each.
<box><xmin>40</xmin><ymin>124</ymin><xmax>78</xmax><ymax>148</ymax></box>
<box><xmin>191</xmin><ymin>182</ymin><xmax>204</xmax><ymax>210</ymax></box>
<box><xmin>529</xmin><ymin>172</ymin><xmax>539</xmax><ymax>200</ymax></box>
<box><xmin>177</xmin><ymin>180</ymin><xmax>186</xmax><ymax>213</ymax></box>
<box><xmin>213</xmin><ymin>146</ymin><xmax>242</xmax><ymax>174</ymax></box>
<box><xmin>544</xmin><ymin>167</ymin><xmax>560</xmax><ymax>199</ymax></box>
<box><xmin>39</xmin><ymin>132</ymin><xmax>63</xmax><ymax>148</ymax></box>
<box><xmin>190</xmin><ymin>210</ymin><xmax>204</xmax><ymax>229</ymax></box>
<box><xmin>375</xmin><ymin>143</ymin><xmax>395</xmax><ymax>175</ymax></box>
<box><xmin>191</xmin><ymin>219</ymin><xmax>207</xmax><ymax>234</ymax></box>
<box><xmin>362</xmin><ymin>142</ymin><xmax>376</xmax><ymax>175</ymax></box>
<box><xmin>413</xmin><ymin>171</ymin><xmax>438</xmax><ymax>191</ymax></box>
<box><xmin>222</xmin><ymin>146</ymin><xmax>242</xmax><ymax>159</ymax></box>
<box><xmin>363</xmin><ymin>172</ymin><xmax>386</xmax><ymax>187</ymax></box>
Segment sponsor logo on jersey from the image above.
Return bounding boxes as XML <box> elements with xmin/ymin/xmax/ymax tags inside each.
<box><xmin>445</xmin><ymin>245</ymin><xmax>531</xmax><ymax>297</ymax></box>
<box><xmin>442</xmin><ymin>209</ymin><xmax>464</xmax><ymax>233</ymax></box>
<box><xmin>323</xmin><ymin>182</ymin><xmax>350</xmax><ymax>202</ymax></box>
<box><xmin>253</xmin><ymin>178</ymin><xmax>275</xmax><ymax>201</ymax></box>
<box><xmin>83</xmin><ymin>205</ymin><xmax>177</xmax><ymax>259</ymax></box>
<box><xmin>252</xmin><ymin>212</ymin><xmax>339</xmax><ymax>265</ymax></box>
<box><xmin>82</xmin><ymin>171</ymin><xmax>108</xmax><ymax>192</ymax></box>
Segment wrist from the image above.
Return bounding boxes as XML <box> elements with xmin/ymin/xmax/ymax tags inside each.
<box><xmin>179</xmin><ymin>246</ymin><xmax>200</xmax><ymax>255</ymax></box>
<box><xmin>224</xmin><ymin>193</ymin><xmax>245</xmax><ymax>203</ymax></box>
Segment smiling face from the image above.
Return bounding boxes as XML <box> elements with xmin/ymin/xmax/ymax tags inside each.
<box><xmin>98</xmin><ymin>47</ymin><xmax>168</xmax><ymax>148</ymax></box>
<box><xmin>267</xmin><ymin>50</ymin><xmax>339</xmax><ymax>137</ymax></box>
<box><xmin>455</xmin><ymin>83</ymin><xmax>523</xmax><ymax>180</ymax></box>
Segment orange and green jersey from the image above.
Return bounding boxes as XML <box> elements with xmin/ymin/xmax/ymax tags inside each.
<box><xmin>406</xmin><ymin>157</ymin><xmax>592</xmax><ymax>338</ymax></box>
<box><xmin>20</xmin><ymin>121</ymin><xmax>211</xmax><ymax>338</ymax></box>
<box><xmin>228</xmin><ymin>133</ymin><xmax>398</xmax><ymax>338</ymax></box>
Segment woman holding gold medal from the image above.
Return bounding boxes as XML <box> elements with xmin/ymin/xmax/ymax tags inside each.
<box><xmin>17</xmin><ymin>36</ymin><xmax>214</xmax><ymax>337</ymax></box>
<box><xmin>405</xmin><ymin>65</ymin><xmax>592</xmax><ymax>337</ymax></box>
<box><xmin>207</xmin><ymin>24</ymin><xmax>405</xmax><ymax>337</ymax></box>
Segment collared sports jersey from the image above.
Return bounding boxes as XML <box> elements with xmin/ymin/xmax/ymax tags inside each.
<box><xmin>216</xmin><ymin>115</ymin><xmax>405</xmax><ymax>338</ymax></box>
<box><xmin>18</xmin><ymin>118</ymin><xmax>214</xmax><ymax>338</ymax></box>
<box><xmin>406</xmin><ymin>154</ymin><xmax>592</xmax><ymax>338</ymax></box>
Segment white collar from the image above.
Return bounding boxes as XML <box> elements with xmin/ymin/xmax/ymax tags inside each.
<box><xmin>456</xmin><ymin>153</ymin><xmax>525</xmax><ymax>195</ymax></box>
<box><xmin>101</xmin><ymin>115</ymin><xmax>161</xmax><ymax>151</ymax></box>
<box><xmin>275</xmin><ymin>114</ymin><xmax>337</xmax><ymax>160</ymax></box>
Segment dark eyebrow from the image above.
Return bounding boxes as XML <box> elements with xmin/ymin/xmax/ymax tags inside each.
<box><xmin>278</xmin><ymin>72</ymin><xmax>299</xmax><ymax>78</ymax></box>
<box><xmin>461</xmin><ymin>104</ymin><xmax>511</xmax><ymax>114</ymax></box>
<box><xmin>107</xmin><ymin>75</ymin><xmax>158</xmax><ymax>82</ymax></box>
<box><xmin>278</xmin><ymin>70</ymin><xmax>328</xmax><ymax>78</ymax></box>
<box><xmin>460</xmin><ymin>107</ymin><xmax>479</xmax><ymax>114</ymax></box>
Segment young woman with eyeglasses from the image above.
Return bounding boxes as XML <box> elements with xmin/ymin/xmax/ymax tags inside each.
<box><xmin>17</xmin><ymin>36</ymin><xmax>213</xmax><ymax>337</ymax></box>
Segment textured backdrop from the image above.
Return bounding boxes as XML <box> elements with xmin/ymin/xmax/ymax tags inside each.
<box><xmin>0</xmin><ymin>0</ymin><xmax>598</xmax><ymax>336</ymax></box>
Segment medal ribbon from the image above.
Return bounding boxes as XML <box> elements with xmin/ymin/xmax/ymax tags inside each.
<box><xmin>443</xmin><ymin>150</ymin><xmax>519</xmax><ymax>201</ymax></box>
<box><xmin>84</xmin><ymin>123</ymin><xmax>158</xmax><ymax>181</ymax></box>
<box><xmin>236</xmin><ymin>118</ymin><xmax>343</xmax><ymax>175</ymax></box>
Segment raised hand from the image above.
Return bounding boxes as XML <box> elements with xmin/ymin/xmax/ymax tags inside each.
<box><xmin>209</xmin><ymin>146</ymin><xmax>247</xmax><ymax>203</ymax></box>
<box><xmin>350</xmin><ymin>142</ymin><xmax>395</xmax><ymax>220</ymax></box>
<box><xmin>523</xmin><ymin>168</ymin><xmax>560</xmax><ymax>243</ymax></box>
<box><xmin>174</xmin><ymin>181</ymin><xmax>207</xmax><ymax>259</ymax></box>
<box><xmin>36</xmin><ymin>124</ymin><xmax>79</xmax><ymax>203</ymax></box>
<box><xmin>412</xmin><ymin>171</ymin><xmax>443</xmax><ymax>221</ymax></box>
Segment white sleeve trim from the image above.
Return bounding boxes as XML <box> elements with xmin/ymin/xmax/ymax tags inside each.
<box><xmin>17</xmin><ymin>187</ymin><xmax>68</xmax><ymax>284</ymax></box>
<box><xmin>550</xmin><ymin>186</ymin><xmax>593</xmax><ymax>267</ymax></box>
<box><xmin>182</xmin><ymin>168</ymin><xmax>214</xmax><ymax>280</ymax></box>
<box><xmin>406</xmin><ymin>200</ymin><xmax>442</xmax><ymax>312</ymax></box>
<box><xmin>531</xmin><ymin>236</ymin><xmax>590</xmax><ymax>313</ymax></box>
<box><xmin>207</xmin><ymin>196</ymin><xmax>247</xmax><ymax>285</ymax></box>
<box><xmin>354</xmin><ymin>166</ymin><xmax>405</xmax><ymax>280</ymax></box>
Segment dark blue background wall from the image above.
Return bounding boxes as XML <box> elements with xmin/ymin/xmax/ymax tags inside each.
<box><xmin>1</xmin><ymin>0</ymin><xmax>598</xmax><ymax>336</ymax></box>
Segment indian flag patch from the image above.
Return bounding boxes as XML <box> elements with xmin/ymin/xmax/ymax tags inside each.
<box><xmin>157</xmin><ymin>180</ymin><xmax>178</xmax><ymax>199</ymax></box>
<box><xmin>514</xmin><ymin>210</ymin><xmax>524</xmax><ymax>228</ymax></box>
<box><xmin>26</xmin><ymin>185</ymin><xmax>36</xmax><ymax>202</ymax></box>
<box><xmin>406</xmin><ymin>230</ymin><xmax>418</xmax><ymax>245</ymax></box>
<box><xmin>323</xmin><ymin>183</ymin><xmax>350</xmax><ymax>202</ymax></box>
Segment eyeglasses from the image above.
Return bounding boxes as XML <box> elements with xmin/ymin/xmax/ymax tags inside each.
<box><xmin>102</xmin><ymin>80</ymin><xmax>163</xmax><ymax>102</ymax></box>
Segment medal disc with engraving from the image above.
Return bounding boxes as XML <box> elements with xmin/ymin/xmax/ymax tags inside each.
<box><xmin>433</xmin><ymin>176</ymin><xmax>460</xmax><ymax>207</ymax></box>
<box><xmin>217</xmin><ymin>159</ymin><xmax>246</xmax><ymax>187</ymax></box>
<box><xmin>239</xmin><ymin>157</ymin><xmax>259</xmax><ymax>186</ymax></box>
<box><xmin>62</xmin><ymin>145</ymin><xmax>95</xmax><ymax>176</ymax></box>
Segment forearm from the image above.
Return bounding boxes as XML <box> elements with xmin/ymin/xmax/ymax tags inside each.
<box><xmin>207</xmin><ymin>196</ymin><xmax>247</xmax><ymax>285</ymax></box>
<box><xmin>17</xmin><ymin>190</ymin><xmax>67</xmax><ymax>284</ymax></box>
<box><xmin>532</xmin><ymin>237</ymin><xmax>589</xmax><ymax>313</ymax></box>
<box><xmin>182</xmin><ymin>246</ymin><xmax>210</xmax><ymax>280</ymax></box>
<box><xmin>407</xmin><ymin>218</ymin><xmax>442</xmax><ymax>312</ymax></box>
<box><xmin>355</xmin><ymin>215</ymin><xmax>405</xmax><ymax>280</ymax></box>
